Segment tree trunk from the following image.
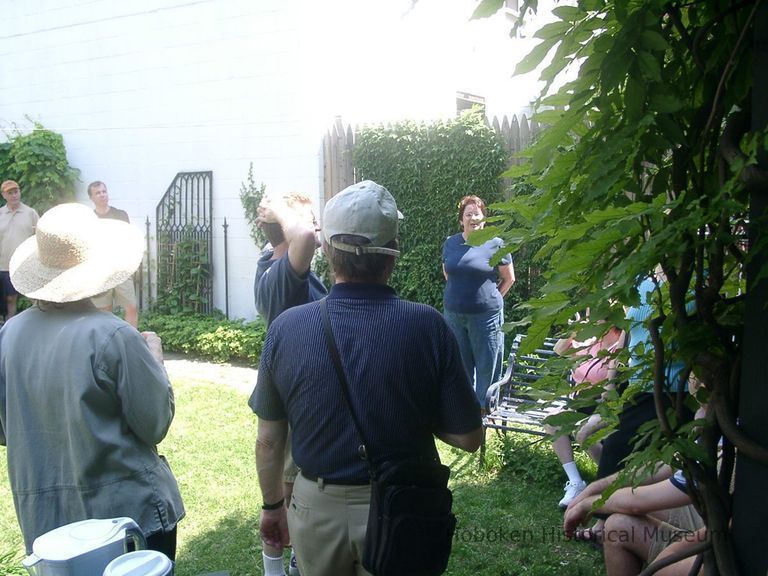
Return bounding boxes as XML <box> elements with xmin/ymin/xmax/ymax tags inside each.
<box><xmin>732</xmin><ymin>5</ymin><xmax>768</xmax><ymax>573</ymax></box>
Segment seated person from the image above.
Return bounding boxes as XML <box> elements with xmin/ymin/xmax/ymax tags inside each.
<box><xmin>546</xmin><ymin>317</ymin><xmax>625</xmax><ymax>508</ymax></box>
<box><xmin>564</xmin><ymin>464</ymin><xmax>704</xmax><ymax>576</ymax></box>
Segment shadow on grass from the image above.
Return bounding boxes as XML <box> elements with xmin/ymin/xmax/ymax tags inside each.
<box><xmin>171</xmin><ymin>418</ymin><xmax>602</xmax><ymax>576</ymax></box>
<box><xmin>175</xmin><ymin>513</ymin><xmax>261</xmax><ymax>576</ymax></box>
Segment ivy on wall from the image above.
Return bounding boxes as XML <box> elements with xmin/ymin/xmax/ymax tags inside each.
<box><xmin>154</xmin><ymin>230</ymin><xmax>210</xmax><ymax>315</ymax></box>
<box><xmin>354</xmin><ymin>111</ymin><xmax>509</xmax><ymax>310</ymax></box>
<box><xmin>239</xmin><ymin>162</ymin><xmax>267</xmax><ymax>249</ymax></box>
<box><xmin>0</xmin><ymin>120</ymin><xmax>80</xmax><ymax>212</ymax></box>
<box><xmin>238</xmin><ymin>164</ymin><xmax>332</xmax><ymax>288</ymax></box>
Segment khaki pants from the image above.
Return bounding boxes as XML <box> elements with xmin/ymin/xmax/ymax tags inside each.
<box><xmin>648</xmin><ymin>504</ymin><xmax>705</xmax><ymax>562</ymax></box>
<box><xmin>288</xmin><ymin>472</ymin><xmax>372</xmax><ymax>576</ymax></box>
<box><xmin>92</xmin><ymin>277</ymin><xmax>136</xmax><ymax>310</ymax></box>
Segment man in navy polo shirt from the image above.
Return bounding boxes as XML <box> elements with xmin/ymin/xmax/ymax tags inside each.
<box><xmin>250</xmin><ymin>180</ymin><xmax>483</xmax><ymax>576</ymax></box>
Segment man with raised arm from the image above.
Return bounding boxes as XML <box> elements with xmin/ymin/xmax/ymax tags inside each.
<box><xmin>253</xmin><ymin>192</ymin><xmax>327</xmax><ymax>576</ymax></box>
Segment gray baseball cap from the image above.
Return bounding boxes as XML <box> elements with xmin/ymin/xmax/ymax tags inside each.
<box><xmin>322</xmin><ymin>180</ymin><xmax>402</xmax><ymax>256</ymax></box>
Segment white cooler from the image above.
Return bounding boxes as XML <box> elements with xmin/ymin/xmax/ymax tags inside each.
<box><xmin>103</xmin><ymin>550</ymin><xmax>173</xmax><ymax>576</ymax></box>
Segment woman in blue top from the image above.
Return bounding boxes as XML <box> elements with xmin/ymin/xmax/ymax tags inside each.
<box><xmin>442</xmin><ymin>195</ymin><xmax>515</xmax><ymax>409</ymax></box>
<box><xmin>597</xmin><ymin>271</ymin><xmax>693</xmax><ymax>479</ymax></box>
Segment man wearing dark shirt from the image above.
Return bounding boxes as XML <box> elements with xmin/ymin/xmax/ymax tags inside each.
<box><xmin>88</xmin><ymin>181</ymin><xmax>138</xmax><ymax>327</ymax></box>
<box><xmin>253</xmin><ymin>192</ymin><xmax>327</xmax><ymax>576</ymax></box>
<box><xmin>251</xmin><ymin>181</ymin><xmax>483</xmax><ymax>576</ymax></box>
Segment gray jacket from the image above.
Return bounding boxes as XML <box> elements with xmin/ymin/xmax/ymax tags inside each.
<box><xmin>0</xmin><ymin>301</ymin><xmax>184</xmax><ymax>552</ymax></box>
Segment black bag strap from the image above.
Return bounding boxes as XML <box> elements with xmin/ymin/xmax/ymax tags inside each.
<box><xmin>320</xmin><ymin>297</ymin><xmax>375</xmax><ymax>478</ymax></box>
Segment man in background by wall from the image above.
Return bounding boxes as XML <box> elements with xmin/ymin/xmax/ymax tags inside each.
<box><xmin>0</xmin><ymin>180</ymin><xmax>39</xmax><ymax>320</ymax></box>
<box><xmin>254</xmin><ymin>192</ymin><xmax>327</xmax><ymax>576</ymax></box>
<box><xmin>88</xmin><ymin>180</ymin><xmax>139</xmax><ymax>328</ymax></box>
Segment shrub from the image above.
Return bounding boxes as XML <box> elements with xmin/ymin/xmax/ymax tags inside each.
<box><xmin>139</xmin><ymin>312</ymin><xmax>267</xmax><ymax>365</ymax></box>
<box><xmin>239</xmin><ymin>162</ymin><xmax>267</xmax><ymax>248</ymax></box>
<box><xmin>154</xmin><ymin>231</ymin><xmax>211</xmax><ymax>315</ymax></box>
<box><xmin>0</xmin><ymin>120</ymin><xmax>80</xmax><ymax>212</ymax></box>
<box><xmin>354</xmin><ymin>111</ymin><xmax>508</xmax><ymax>310</ymax></box>
<box><xmin>239</xmin><ymin>163</ymin><xmax>330</xmax><ymax>285</ymax></box>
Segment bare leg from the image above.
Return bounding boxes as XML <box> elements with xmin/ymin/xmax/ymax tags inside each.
<box><xmin>6</xmin><ymin>294</ymin><xmax>17</xmax><ymax>319</ymax></box>
<box><xmin>546</xmin><ymin>424</ymin><xmax>575</xmax><ymax>465</ymax></box>
<box><xmin>576</xmin><ymin>414</ymin><xmax>606</xmax><ymax>464</ymax></box>
<box><xmin>655</xmin><ymin>527</ymin><xmax>706</xmax><ymax>576</ymax></box>
<box><xmin>586</xmin><ymin>442</ymin><xmax>602</xmax><ymax>464</ymax></box>
<box><xmin>124</xmin><ymin>303</ymin><xmax>139</xmax><ymax>328</ymax></box>
<box><xmin>603</xmin><ymin>513</ymin><xmax>660</xmax><ymax>576</ymax></box>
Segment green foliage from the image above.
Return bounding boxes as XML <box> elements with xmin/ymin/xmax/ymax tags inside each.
<box><xmin>0</xmin><ymin>548</ymin><xmax>25</xmax><ymax>576</ymax></box>
<box><xmin>237</xmin><ymin>163</ymin><xmax>329</xmax><ymax>283</ymax></box>
<box><xmin>354</xmin><ymin>111</ymin><xmax>508</xmax><ymax>309</ymax></box>
<box><xmin>0</xmin><ymin>120</ymin><xmax>80</xmax><ymax>212</ymax></box>
<box><xmin>155</xmin><ymin>230</ymin><xmax>211</xmax><ymax>315</ymax></box>
<box><xmin>239</xmin><ymin>162</ymin><xmax>267</xmax><ymax>248</ymax></box>
<box><xmin>450</xmin><ymin>432</ymin><xmax>602</xmax><ymax>576</ymax></box>
<box><xmin>496</xmin><ymin>180</ymin><xmax>547</xmax><ymax>324</ymax></box>
<box><xmin>311</xmin><ymin>249</ymin><xmax>332</xmax><ymax>289</ymax></box>
<box><xmin>139</xmin><ymin>312</ymin><xmax>266</xmax><ymax>365</ymax></box>
<box><xmin>481</xmin><ymin>0</ymin><xmax>763</xmax><ymax>570</ymax></box>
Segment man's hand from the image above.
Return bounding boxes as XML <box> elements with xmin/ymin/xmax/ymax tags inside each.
<box><xmin>563</xmin><ymin>497</ymin><xmax>593</xmax><ymax>539</ymax></box>
<box><xmin>141</xmin><ymin>331</ymin><xmax>164</xmax><ymax>364</ymax></box>
<box><xmin>255</xmin><ymin>194</ymin><xmax>317</xmax><ymax>276</ymax></box>
<box><xmin>257</xmin><ymin>196</ymin><xmax>295</xmax><ymax>227</ymax></box>
<box><xmin>260</xmin><ymin>507</ymin><xmax>290</xmax><ymax>549</ymax></box>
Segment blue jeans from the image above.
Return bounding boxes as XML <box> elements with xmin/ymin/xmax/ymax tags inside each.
<box><xmin>443</xmin><ymin>308</ymin><xmax>504</xmax><ymax>405</ymax></box>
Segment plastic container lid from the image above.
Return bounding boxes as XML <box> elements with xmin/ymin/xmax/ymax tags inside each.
<box><xmin>103</xmin><ymin>550</ymin><xmax>173</xmax><ymax>576</ymax></box>
<box><xmin>31</xmin><ymin>518</ymin><xmax>139</xmax><ymax>561</ymax></box>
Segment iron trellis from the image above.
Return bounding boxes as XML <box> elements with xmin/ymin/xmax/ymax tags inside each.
<box><xmin>155</xmin><ymin>171</ymin><xmax>213</xmax><ymax>314</ymax></box>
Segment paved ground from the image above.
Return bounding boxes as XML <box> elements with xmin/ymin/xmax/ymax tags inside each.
<box><xmin>164</xmin><ymin>352</ymin><xmax>257</xmax><ymax>395</ymax></box>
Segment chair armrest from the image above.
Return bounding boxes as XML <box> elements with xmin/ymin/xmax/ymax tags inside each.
<box><xmin>485</xmin><ymin>380</ymin><xmax>502</xmax><ymax>413</ymax></box>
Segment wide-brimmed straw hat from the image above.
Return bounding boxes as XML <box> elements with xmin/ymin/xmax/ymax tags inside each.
<box><xmin>10</xmin><ymin>203</ymin><xmax>143</xmax><ymax>303</ymax></box>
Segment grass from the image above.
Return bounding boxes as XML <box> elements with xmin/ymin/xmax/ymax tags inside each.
<box><xmin>1</xmin><ymin>372</ymin><xmax>605</xmax><ymax>576</ymax></box>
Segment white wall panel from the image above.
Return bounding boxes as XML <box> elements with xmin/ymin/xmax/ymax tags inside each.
<box><xmin>1</xmin><ymin>0</ymin><xmax>319</xmax><ymax>321</ymax></box>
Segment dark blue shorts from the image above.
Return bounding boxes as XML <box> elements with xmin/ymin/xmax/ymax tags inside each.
<box><xmin>0</xmin><ymin>271</ymin><xmax>17</xmax><ymax>297</ymax></box>
<box><xmin>597</xmin><ymin>391</ymin><xmax>693</xmax><ymax>479</ymax></box>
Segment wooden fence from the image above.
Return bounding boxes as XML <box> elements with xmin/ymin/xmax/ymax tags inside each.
<box><xmin>322</xmin><ymin>114</ymin><xmax>540</xmax><ymax>202</ymax></box>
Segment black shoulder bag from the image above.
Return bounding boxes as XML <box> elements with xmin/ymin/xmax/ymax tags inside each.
<box><xmin>320</xmin><ymin>298</ymin><xmax>456</xmax><ymax>576</ymax></box>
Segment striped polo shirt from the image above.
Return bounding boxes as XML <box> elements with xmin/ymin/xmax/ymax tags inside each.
<box><xmin>250</xmin><ymin>282</ymin><xmax>481</xmax><ymax>484</ymax></box>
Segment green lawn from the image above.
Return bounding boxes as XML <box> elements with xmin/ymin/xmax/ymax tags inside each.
<box><xmin>0</xmin><ymin>376</ymin><xmax>604</xmax><ymax>576</ymax></box>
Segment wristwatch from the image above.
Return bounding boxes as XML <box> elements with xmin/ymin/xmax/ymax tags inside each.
<box><xmin>261</xmin><ymin>498</ymin><xmax>285</xmax><ymax>511</ymax></box>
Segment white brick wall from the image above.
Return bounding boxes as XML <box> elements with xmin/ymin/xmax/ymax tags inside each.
<box><xmin>0</xmin><ymin>0</ymin><xmax>555</xmax><ymax>320</ymax></box>
<box><xmin>1</xmin><ymin>0</ymin><xmax>322</xmax><ymax>321</ymax></box>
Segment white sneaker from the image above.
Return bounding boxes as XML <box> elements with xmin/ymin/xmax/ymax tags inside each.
<box><xmin>558</xmin><ymin>480</ymin><xmax>587</xmax><ymax>508</ymax></box>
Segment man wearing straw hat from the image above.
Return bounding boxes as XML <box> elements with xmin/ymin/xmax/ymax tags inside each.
<box><xmin>0</xmin><ymin>203</ymin><xmax>184</xmax><ymax>559</ymax></box>
<box><xmin>0</xmin><ymin>180</ymin><xmax>39</xmax><ymax>320</ymax></box>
